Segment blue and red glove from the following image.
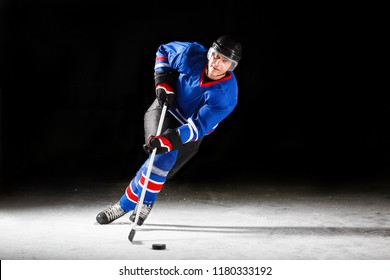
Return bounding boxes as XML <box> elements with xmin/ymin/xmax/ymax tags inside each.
<box><xmin>154</xmin><ymin>71</ymin><xmax>178</xmax><ymax>108</ymax></box>
<box><xmin>143</xmin><ymin>129</ymin><xmax>182</xmax><ymax>154</ymax></box>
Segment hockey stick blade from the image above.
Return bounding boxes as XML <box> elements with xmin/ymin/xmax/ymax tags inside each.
<box><xmin>128</xmin><ymin>229</ymin><xmax>136</xmax><ymax>242</ymax></box>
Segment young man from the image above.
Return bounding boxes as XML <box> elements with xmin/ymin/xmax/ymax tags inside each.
<box><xmin>96</xmin><ymin>35</ymin><xmax>242</xmax><ymax>225</ymax></box>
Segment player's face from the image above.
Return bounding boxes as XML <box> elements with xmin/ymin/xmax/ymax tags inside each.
<box><xmin>207</xmin><ymin>51</ymin><xmax>232</xmax><ymax>80</ymax></box>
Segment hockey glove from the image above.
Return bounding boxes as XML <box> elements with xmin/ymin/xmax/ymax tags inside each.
<box><xmin>143</xmin><ymin>129</ymin><xmax>182</xmax><ymax>154</ymax></box>
<box><xmin>155</xmin><ymin>83</ymin><xmax>175</xmax><ymax>108</ymax></box>
<box><xmin>154</xmin><ymin>71</ymin><xmax>178</xmax><ymax>108</ymax></box>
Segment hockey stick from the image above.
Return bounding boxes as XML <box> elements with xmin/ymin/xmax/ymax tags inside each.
<box><xmin>128</xmin><ymin>102</ymin><xmax>168</xmax><ymax>242</ymax></box>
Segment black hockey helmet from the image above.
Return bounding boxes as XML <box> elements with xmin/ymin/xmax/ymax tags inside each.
<box><xmin>208</xmin><ymin>35</ymin><xmax>242</xmax><ymax>70</ymax></box>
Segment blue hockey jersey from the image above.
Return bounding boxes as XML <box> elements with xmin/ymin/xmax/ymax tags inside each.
<box><xmin>154</xmin><ymin>41</ymin><xmax>238</xmax><ymax>144</ymax></box>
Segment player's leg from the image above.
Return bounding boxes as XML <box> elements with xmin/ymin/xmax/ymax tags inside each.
<box><xmin>95</xmin><ymin>100</ymin><xmax>168</xmax><ymax>225</ymax></box>
<box><xmin>128</xmin><ymin>150</ymin><xmax>178</xmax><ymax>225</ymax></box>
<box><xmin>96</xmin><ymin>150</ymin><xmax>178</xmax><ymax>225</ymax></box>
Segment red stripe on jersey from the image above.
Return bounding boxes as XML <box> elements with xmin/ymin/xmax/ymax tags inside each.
<box><xmin>139</xmin><ymin>175</ymin><xmax>164</xmax><ymax>192</ymax></box>
<box><xmin>125</xmin><ymin>184</ymin><xmax>138</xmax><ymax>203</ymax></box>
<box><xmin>155</xmin><ymin>56</ymin><xmax>167</xmax><ymax>62</ymax></box>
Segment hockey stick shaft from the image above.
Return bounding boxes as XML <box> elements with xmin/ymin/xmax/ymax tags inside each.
<box><xmin>129</xmin><ymin>103</ymin><xmax>167</xmax><ymax>241</ymax></box>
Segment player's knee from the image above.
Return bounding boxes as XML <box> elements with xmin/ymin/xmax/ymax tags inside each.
<box><xmin>153</xmin><ymin>150</ymin><xmax>178</xmax><ymax>172</ymax></box>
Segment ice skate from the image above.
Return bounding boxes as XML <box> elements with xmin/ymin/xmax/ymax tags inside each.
<box><xmin>96</xmin><ymin>201</ymin><xmax>128</xmax><ymax>224</ymax></box>
<box><xmin>129</xmin><ymin>204</ymin><xmax>153</xmax><ymax>226</ymax></box>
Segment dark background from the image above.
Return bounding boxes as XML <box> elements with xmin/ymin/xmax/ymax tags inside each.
<box><xmin>0</xmin><ymin>1</ymin><xmax>388</xmax><ymax>188</ymax></box>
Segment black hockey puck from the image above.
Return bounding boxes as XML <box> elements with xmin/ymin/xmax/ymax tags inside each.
<box><xmin>152</xmin><ymin>244</ymin><xmax>166</xmax><ymax>250</ymax></box>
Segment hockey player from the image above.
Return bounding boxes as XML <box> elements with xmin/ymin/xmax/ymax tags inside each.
<box><xmin>96</xmin><ymin>35</ymin><xmax>242</xmax><ymax>225</ymax></box>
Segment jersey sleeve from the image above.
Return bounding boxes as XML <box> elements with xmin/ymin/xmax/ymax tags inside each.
<box><xmin>154</xmin><ymin>41</ymin><xmax>192</xmax><ymax>74</ymax></box>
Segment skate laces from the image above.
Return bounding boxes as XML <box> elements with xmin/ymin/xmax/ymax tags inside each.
<box><xmin>134</xmin><ymin>204</ymin><xmax>153</xmax><ymax>220</ymax></box>
<box><xmin>104</xmin><ymin>202</ymin><xmax>126</xmax><ymax>221</ymax></box>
